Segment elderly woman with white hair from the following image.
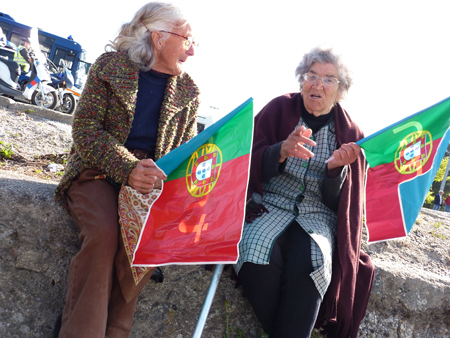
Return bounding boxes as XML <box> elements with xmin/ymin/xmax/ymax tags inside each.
<box><xmin>235</xmin><ymin>47</ymin><xmax>375</xmax><ymax>338</ymax></box>
<box><xmin>53</xmin><ymin>2</ymin><xmax>199</xmax><ymax>337</ymax></box>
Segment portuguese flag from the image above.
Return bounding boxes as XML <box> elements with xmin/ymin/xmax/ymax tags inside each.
<box><xmin>132</xmin><ymin>98</ymin><xmax>253</xmax><ymax>266</ymax></box>
<box><xmin>360</xmin><ymin>96</ymin><xmax>450</xmax><ymax>243</ymax></box>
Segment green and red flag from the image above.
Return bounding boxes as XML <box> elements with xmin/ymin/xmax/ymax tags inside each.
<box><xmin>359</xmin><ymin>96</ymin><xmax>450</xmax><ymax>243</ymax></box>
<box><xmin>130</xmin><ymin>98</ymin><xmax>253</xmax><ymax>269</ymax></box>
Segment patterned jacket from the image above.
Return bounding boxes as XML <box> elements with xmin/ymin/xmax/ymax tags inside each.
<box><xmin>55</xmin><ymin>51</ymin><xmax>200</xmax><ymax>209</ymax></box>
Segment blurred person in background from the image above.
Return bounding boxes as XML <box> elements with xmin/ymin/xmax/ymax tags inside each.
<box><xmin>444</xmin><ymin>193</ymin><xmax>450</xmax><ymax>212</ymax></box>
<box><xmin>13</xmin><ymin>37</ymin><xmax>32</xmax><ymax>72</ymax></box>
<box><xmin>433</xmin><ymin>190</ymin><xmax>444</xmax><ymax>210</ymax></box>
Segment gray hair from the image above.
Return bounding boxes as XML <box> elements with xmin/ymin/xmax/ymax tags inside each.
<box><xmin>106</xmin><ymin>2</ymin><xmax>189</xmax><ymax>71</ymax></box>
<box><xmin>295</xmin><ymin>47</ymin><xmax>352</xmax><ymax>100</ymax></box>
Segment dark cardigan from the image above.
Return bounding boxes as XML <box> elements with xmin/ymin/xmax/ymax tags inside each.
<box><xmin>248</xmin><ymin>92</ymin><xmax>375</xmax><ymax>338</ymax></box>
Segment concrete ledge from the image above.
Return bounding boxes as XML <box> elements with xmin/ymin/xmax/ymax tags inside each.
<box><xmin>0</xmin><ymin>173</ymin><xmax>262</xmax><ymax>337</ymax></box>
<box><xmin>0</xmin><ymin>172</ymin><xmax>449</xmax><ymax>337</ymax></box>
<box><xmin>0</xmin><ymin>96</ymin><xmax>74</xmax><ymax>124</ymax></box>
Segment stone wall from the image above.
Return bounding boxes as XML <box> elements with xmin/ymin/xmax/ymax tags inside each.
<box><xmin>0</xmin><ymin>172</ymin><xmax>449</xmax><ymax>337</ymax></box>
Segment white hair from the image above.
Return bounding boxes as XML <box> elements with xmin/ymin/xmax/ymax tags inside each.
<box><xmin>106</xmin><ymin>2</ymin><xmax>189</xmax><ymax>71</ymax></box>
<box><xmin>295</xmin><ymin>47</ymin><xmax>353</xmax><ymax>100</ymax></box>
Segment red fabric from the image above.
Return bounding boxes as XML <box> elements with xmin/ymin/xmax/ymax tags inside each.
<box><xmin>446</xmin><ymin>195</ymin><xmax>450</xmax><ymax>206</ymax></box>
<box><xmin>365</xmin><ymin>137</ymin><xmax>440</xmax><ymax>242</ymax></box>
<box><xmin>248</xmin><ymin>93</ymin><xmax>375</xmax><ymax>338</ymax></box>
<box><xmin>133</xmin><ymin>156</ymin><xmax>249</xmax><ymax>265</ymax></box>
<box><xmin>365</xmin><ymin>162</ymin><xmax>405</xmax><ymax>241</ymax></box>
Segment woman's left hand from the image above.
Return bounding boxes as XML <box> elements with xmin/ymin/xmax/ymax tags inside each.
<box><xmin>326</xmin><ymin>142</ymin><xmax>361</xmax><ymax>170</ymax></box>
<box><xmin>128</xmin><ymin>159</ymin><xmax>167</xmax><ymax>194</ymax></box>
<box><xmin>279</xmin><ymin>126</ymin><xmax>316</xmax><ymax>163</ymax></box>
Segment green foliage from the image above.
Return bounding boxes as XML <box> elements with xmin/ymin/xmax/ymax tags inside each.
<box><xmin>434</xmin><ymin>157</ymin><xmax>449</xmax><ymax>183</ymax></box>
<box><xmin>260</xmin><ymin>330</ymin><xmax>269</xmax><ymax>338</ymax></box>
<box><xmin>0</xmin><ymin>141</ymin><xmax>14</xmax><ymax>159</ymax></box>
<box><xmin>223</xmin><ymin>297</ymin><xmax>230</xmax><ymax>338</ymax></box>
<box><xmin>432</xmin><ymin>222</ymin><xmax>442</xmax><ymax>229</ymax></box>
<box><xmin>430</xmin><ymin>231</ymin><xmax>446</xmax><ymax>240</ymax></box>
<box><xmin>222</xmin><ymin>297</ymin><xmax>246</xmax><ymax>338</ymax></box>
<box><xmin>424</xmin><ymin>191</ymin><xmax>435</xmax><ymax>208</ymax></box>
<box><xmin>424</xmin><ymin>153</ymin><xmax>450</xmax><ymax>208</ymax></box>
<box><xmin>429</xmin><ymin>222</ymin><xmax>447</xmax><ymax>239</ymax></box>
<box><xmin>311</xmin><ymin>330</ymin><xmax>321</xmax><ymax>338</ymax></box>
<box><xmin>235</xmin><ymin>328</ymin><xmax>244</xmax><ymax>338</ymax></box>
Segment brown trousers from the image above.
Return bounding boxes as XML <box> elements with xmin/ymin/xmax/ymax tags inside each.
<box><xmin>59</xmin><ymin>169</ymin><xmax>155</xmax><ymax>338</ymax></box>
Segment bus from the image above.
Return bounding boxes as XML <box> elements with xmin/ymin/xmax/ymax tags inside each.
<box><xmin>0</xmin><ymin>12</ymin><xmax>91</xmax><ymax>89</ymax></box>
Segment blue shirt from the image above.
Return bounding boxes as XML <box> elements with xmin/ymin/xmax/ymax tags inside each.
<box><xmin>124</xmin><ymin>70</ymin><xmax>168</xmax><ymax>153</ymax></box>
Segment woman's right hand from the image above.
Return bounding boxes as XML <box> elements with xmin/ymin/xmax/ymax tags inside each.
<box><xmin>279</xmin><ymin>126</ymin><xmax>316</xmax><ymax>163</ymax></box>
<box><xmin>128</xmin><ymin>159</ymin><xmax>167</xmax><ymax>194</ymax></box>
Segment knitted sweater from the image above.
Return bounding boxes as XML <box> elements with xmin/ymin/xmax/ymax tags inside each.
<box><xmin>55</xmin><ymin>51</ymin><xmax>200</xmax><ymax>209</ymax></box>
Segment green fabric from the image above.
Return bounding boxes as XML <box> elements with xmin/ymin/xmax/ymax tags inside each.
<box><xmin>168</xmin><ymin>101</ymin><xmax>253</xmax><ymax>181</ymax></box>
<box><xmin>360</xmin><ymin>98</ymin><xmax>450</xmax><ymax>168</ymax></box>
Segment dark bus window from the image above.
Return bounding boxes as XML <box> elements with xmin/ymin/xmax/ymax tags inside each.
<box><xmin>54</xmin><ymin>48</ymin><xmax>75</xmax><ymax>70</ymax></box>
<box><xmin>10</xmin><ymin>25</ymin><xmax>30</xmax><ymax>47</ymax></box>
<box><xmin>0</xmin><ymin>22</ymin><xmax>10</xmax><ymax>38</ymax></box>
<box><xmin>38</xmin><ymin>34</ymin><xmax>54</xmax><ymax>58</ymax></box>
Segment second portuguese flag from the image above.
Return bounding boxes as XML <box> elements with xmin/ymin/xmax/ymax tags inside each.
<box><xmin>132</xmin><ymin>98</ymin><xmax>253</xmax><ymax>266</ymax></box>
<box><xmin>360</xmin><ymin>96</ymin><xmax>450</xmax><ymax>243</ymax></box>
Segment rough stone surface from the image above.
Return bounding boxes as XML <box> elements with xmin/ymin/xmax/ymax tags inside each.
<box><xmin>360</xmin><ymin>209</ymin><xmax>450</xmax><ymax>338</ymax></box>
<box><xmin>0</xmin><ymin>172</ymin><xmax>263</xmax><ymax>338</ymax></box>
<box><xmin>1</xmin><ymin>98</ymin><xmax>450</xmax><ymax>337</ymax></box>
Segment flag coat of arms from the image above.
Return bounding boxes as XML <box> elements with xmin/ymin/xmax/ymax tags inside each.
<box><xmin>359</xmin><ymin>96</ymin><xmax>450</xmax><ymax>243</ymax></box>
<box><xmin>122</xmin><ymin>98</ymin><xmax>253</xmax><ymax>278</ymax></box>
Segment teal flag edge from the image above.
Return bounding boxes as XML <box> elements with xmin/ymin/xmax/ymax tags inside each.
<box><xmin>357</xmin><ymin>95</ymin><xmax>450</xmax><ymax>146</ymax></box>
<box><xmin>399</xmin><ymin>127</ymin><xmax>450</xmax><ymax>233</ymax></box>
<box><xmin>156</xmin><ymin>98</ymin><xmax>254</xmax><ymax>176</ymax></box>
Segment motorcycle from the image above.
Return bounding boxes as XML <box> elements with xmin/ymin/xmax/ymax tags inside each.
<box><xmin>0</xmin><ymin>27</ymin><xmax>57</xmax><ymax>109</ymax></box>
<box><xmin>47</xmin><ymin>58</ymin><xmax>79</xmax><ymax>114</ymax></box>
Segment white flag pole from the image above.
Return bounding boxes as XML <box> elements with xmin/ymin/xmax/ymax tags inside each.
<box><xmin>192</xmin><ymin>264</ymin><xmax>224</xmax><ymax>338</ymax></box>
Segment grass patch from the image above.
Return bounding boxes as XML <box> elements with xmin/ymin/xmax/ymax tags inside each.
<box><xmin>430</xmin><ymin>231</ymin><xmax>446</xmax><ymax>240</ymax></box>
<box><xmin>0</xmin><ymin>141</ymin><xmax>14</xmax><ymax>159</ymax></box>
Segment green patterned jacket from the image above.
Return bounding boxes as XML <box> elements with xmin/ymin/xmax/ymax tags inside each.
<box><xmin>55</xmin><ymin>51</ymin><xmax>200</xmax><ymax>209</ymax></box>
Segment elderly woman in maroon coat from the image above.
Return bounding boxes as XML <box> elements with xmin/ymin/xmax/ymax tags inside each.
<box><xmin>234</xmin><ymin>47</ymin><xmax>375</xmax><ymax>338</ymax></box>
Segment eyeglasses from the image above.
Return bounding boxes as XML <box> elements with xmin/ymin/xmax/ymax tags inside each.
<box><xmin>159</xmin><ymin>30</ymin><xmax>199</xmax><ymax>50</ymax></box>
<box><xmin>303</xmin><ymin>73</ymin><xmax>340</xmax><ymax>87</ymax></box>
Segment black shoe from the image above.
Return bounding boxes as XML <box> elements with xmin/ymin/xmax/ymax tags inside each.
<box><xmin>150</xmin><ymin>267</ymin><xmax>164</xmax><ymax>283</ymax></box>
<box><xmin>52</xmin><ymin>313</ymin><xmax>62</xmax><ymax>338</ymax></box>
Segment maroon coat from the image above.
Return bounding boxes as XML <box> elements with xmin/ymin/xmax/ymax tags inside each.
<box><xmin>249</xmin><ymin>93</ymin><xmax>375</xmax><ymax>338</ymax></box>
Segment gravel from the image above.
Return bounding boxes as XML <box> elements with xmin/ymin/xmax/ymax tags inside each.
<box><xmin>0</xmin><ymin>106</ymin><xmax>73</xmax><ymax>181</ymax></box>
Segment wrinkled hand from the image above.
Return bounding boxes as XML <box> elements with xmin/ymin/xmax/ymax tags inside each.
<box><xmin>128</xmin><ymin>159</ymin><xmax>167</xmax><ymax>194</ymax></box>
<box><xmin>279</xmin><ymin>126</ymin><xmax>316</xmax><ymax>163</ymax></box>
<box><xmin>326</xmin><ymin>143</ymin><xmax>361</xmax><ymax>170</ymax></box>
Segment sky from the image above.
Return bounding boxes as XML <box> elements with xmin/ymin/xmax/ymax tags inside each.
<box><xmin>2</xmin><ymin>0</ymin><xmax>450</xmax><ymax>136</ymax></box>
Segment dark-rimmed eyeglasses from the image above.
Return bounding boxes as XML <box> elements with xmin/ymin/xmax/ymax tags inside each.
<box><xmin>303</xmin><ymin>73</ymin><xmax>340</xmax><ymax>87</ymax></box>
<box><xmin>159</xmin><ymin>30</ymin><xmax>199</xmax><ymax>50</ymax></box>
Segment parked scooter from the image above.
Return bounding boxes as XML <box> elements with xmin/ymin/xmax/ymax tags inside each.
<box><xmin>47</xmin><ymin>58</ymin><xmax>79</xmax><ymax>114</ymax></box>
<box><xmin>0</xmin><ymin>27</ymin><xmax>57</xmax><ymax>109</ymax></box>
